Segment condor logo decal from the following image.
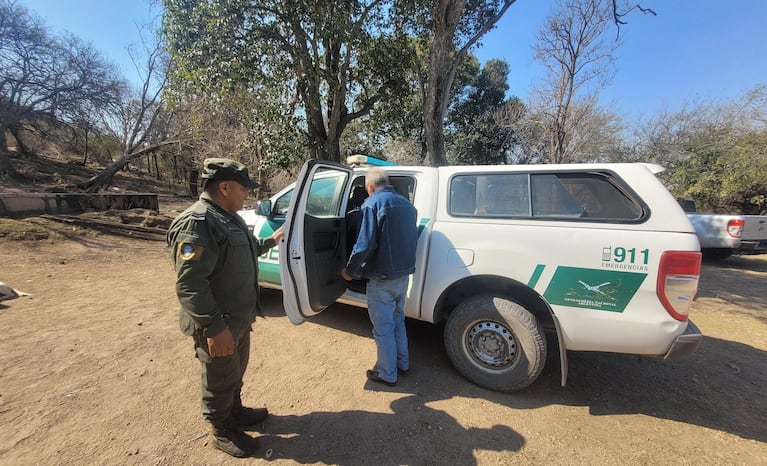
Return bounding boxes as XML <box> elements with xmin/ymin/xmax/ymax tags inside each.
<box><xmin>543</xmin><ymin>266</ymin><xmax>647</xmax><ymax>312</ymax></box>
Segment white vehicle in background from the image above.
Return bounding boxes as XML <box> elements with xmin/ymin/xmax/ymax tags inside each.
<box><xmin>240</xmin><ymin>157</ymin><xmax>703</xmax><ymax>391</ymax></box>
<box><xmin>678</xmin><ymin>198</ymin><xmax>767</xmax><ymax>260</ymax></box>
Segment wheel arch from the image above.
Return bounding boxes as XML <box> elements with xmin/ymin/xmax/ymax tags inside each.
<box><xmin>432</xmin><ymin>274</ymin><xmax>569</xmax><ymax>387</ymax></box>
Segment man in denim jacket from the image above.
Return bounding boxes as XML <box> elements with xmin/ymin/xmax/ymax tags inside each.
<box><xmin>342</xmin><ymin>167</ymin><xmax>418</xmax><ymax>386</ymax></box>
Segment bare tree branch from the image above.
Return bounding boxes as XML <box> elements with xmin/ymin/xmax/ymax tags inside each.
<box><xmin>612</xmin><ymin>1</ymin><xmax>657</xmax><ymax>38</ymax></box>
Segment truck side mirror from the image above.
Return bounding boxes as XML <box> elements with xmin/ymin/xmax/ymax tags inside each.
<box><xmin>257</xmin><ymin>199</ymin><xmax>273</xmax><ymax>217</ymax></box>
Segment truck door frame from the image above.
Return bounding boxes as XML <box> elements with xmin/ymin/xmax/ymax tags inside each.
<box><xmin>280</xmin><ymin>160</ymin><xmax>353</xmax><ymax>324</ymax></box>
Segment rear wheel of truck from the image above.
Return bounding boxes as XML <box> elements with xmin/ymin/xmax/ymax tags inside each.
<box><xmin>444</xmin><ymin>294</ymin><xmax>546</xmax><ymax>392</ymax></box>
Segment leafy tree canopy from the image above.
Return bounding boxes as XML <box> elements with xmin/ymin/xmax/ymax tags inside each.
<box><xmin>642</xmin><ymin>87</ymin><xmax>767</xmax><ymax>214</ymax></box>
<box><xmin>448</xmin><ymin>58</ymin><xmax>520</xmax><ymax>165</ymax></box>
<box><xmin>162</xmin><ymin>0</ymin><xmax>415</xmax><ymax>163</ymax></box>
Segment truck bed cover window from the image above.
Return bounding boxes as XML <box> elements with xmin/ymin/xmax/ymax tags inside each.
<box><xmin>449</xmin><ymin>172</ymin><xmax>643</xmax><ymax>221</ymax></box>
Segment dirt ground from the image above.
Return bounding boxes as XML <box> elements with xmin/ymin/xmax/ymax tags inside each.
<box><xmin>1</xmin><ymin>198</ymin><xmax>766</xmax><ymax>465</ymax></box>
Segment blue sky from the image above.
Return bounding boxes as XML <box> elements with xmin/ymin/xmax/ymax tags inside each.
<box><xmin>20</xmin><ymin>0</ymin><xmax>161</xmax><ymax>86</ymax></box>
<box><xmin>19</xmin><ymin>0</ymin><xmax>767</xmax><ymax>123</ymax></box>
<box><xmin>476</xmin><ymin>0</ymin><xmax>767</xmax><ymax>121</ymax></box>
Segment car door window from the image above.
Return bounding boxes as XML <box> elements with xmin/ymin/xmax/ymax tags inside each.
<box><xmin>450</xmin><ymin>174</ymin><xmax>529</xmax><ymax>216</ymax></box>
<box><xmin>530</xmin><ymin>174</ymin><xmax>584</xmax><ymax>218</ymax></box>
<box><xmin>306</xmin><ymin>170</ymin><xmax>347</xmax><ymax>217</ymax></box>
<box><xmin>541</xmin><ymin>173</ymin><xmax>643</xmax><ymax>220</ymax></box>
<box><xmin>273</xmin><ymin>190</ymin><xmax>292</xmax><ymax>216</ymax></box>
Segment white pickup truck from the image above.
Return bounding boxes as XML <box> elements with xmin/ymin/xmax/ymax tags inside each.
<box><xmin>678</xmin><ymin>199</ymin><xmax>767</xmax><ymax>260</ymax></box>
<box><xmin>241</xmin><ymin>159</ymin><xmax>703</xmax><ymax>391</ymax></box>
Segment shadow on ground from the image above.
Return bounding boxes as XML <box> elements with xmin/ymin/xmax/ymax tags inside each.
<box><xmin>258</xmin><ymin>255</ymin><xmax>767</xmax><ymax>449</ymax></box>
<box><xmin>259</xmin><ymin>395</ymin><xmax>524</xmax><ymax>464</ymax></box>
<box><xmin>696</xmin><ymin>256</ymin><xmax>767</xmax><ymax>323</ymax></box>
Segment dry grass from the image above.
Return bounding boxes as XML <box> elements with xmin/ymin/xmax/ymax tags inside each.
<box><xmin>0</xmin><ymin>218</ymin><xmax>50</xmax><ymax>240</ymax></box>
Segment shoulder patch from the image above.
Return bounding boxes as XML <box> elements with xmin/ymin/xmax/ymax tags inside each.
<box><xmin>178</xmin><ymin>243</ymin><xmax>204</xmax><ymax>261</ymax></box>
<box><xmin>191</xmin><ymin>202</ymin><xmax>207</xmax><ymax>220</ymax></box>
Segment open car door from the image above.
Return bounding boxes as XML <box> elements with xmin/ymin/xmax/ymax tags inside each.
<box><xmin>280</xmin><ymin>160</ymin><xmax>353</xmax><ymax>325</ymax></box>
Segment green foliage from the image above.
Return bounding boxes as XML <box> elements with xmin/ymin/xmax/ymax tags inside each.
<box><xmin>655</xmin><ymin>90</ymin><xmax>767</xmax><ymax>214</ymax></box>
<box><xmin>686</xmin><ymin>133</ymin><xmax>767</xmax><ymax>214</ymax></box>
<box><xmin>362</xmin><ymin>41</ymin><xmax>486</xmax><ymax>163</ymax></box>
<box><xmin>162</xmin><ymin>0</ymin><xmax>417</xmax><ymax>163</ymax></box>
<box><xmin>162</xmin><ymin>0</ymin><xmax>520</xmax><ymax>168</ymax></box>
<box><xmin>447</xmin><ymin>59</ymin><xmax>519</xmax><ymax>165</ymax></box>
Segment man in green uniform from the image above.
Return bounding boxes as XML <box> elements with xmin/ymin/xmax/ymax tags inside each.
<box><xmin>167</xmin><ymin>158</ymin><xmax>283</xmax><ymax>458</ymax></box>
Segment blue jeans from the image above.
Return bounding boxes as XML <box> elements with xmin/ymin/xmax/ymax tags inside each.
<box><xmin>366</xmin><ymin>276</ymin><xmax>409</xmax><ymax>383</ymax></box>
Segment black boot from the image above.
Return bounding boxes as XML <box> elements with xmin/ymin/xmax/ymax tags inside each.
<box><xmin>210</xmin><ymin>422</ymin><xmax>259</xmax><ymax>458</ymax></box>
<box><xmin>231</xmin><ymin>406</ymin><xmax>269</xmax><ymax>428</ymax></box>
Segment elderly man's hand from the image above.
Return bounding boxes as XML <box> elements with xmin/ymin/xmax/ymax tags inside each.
<box><xmin>341</xmin><ymin>268</ymin><xmax>353</xmax><ymax>281</ymax></box>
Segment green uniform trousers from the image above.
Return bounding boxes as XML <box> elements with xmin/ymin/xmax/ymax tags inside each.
<box><xmin>194</xmin><ymin>323</ymin><xmax>251</xmax><ymax>424</ymax></box>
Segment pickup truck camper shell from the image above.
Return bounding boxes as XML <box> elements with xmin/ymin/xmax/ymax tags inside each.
<box><xmin>240</xmin><ymin>159</ymin><xmax>703</xmax><ymax>391</ymax></box>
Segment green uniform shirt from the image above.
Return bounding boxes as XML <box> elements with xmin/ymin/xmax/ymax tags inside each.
<box><xmin>166</xmin><ymin>193</ymin><xmax>276</xmax><ymax>337</ymax></box>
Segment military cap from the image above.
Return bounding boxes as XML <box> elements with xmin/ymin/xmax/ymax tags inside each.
<box><xmin>201</xmin><ymin>158</ymin><xmax>259</xmax><ymax>188</ymax></box>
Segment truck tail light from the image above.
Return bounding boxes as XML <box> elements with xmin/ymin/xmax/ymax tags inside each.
<box><xmin>726</xmin><ymin>219</ymin><xmax>744</xmax><ymax>238</ymax></box>
<box><xmin>657</xmin><ymin>251</ymin><xmax>701</xmax><ymax>321</ymax></box>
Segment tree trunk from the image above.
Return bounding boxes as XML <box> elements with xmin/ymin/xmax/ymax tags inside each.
<box><xmin>172</xmin><ymin>154</ymin><xmax>180</xmax><ymax>182</ymax></box>
<box><xmin>75</xmin><ymin>159</ymin><xmax>125</xmax><ymax>192</ymax></box>
<box><xmin>81</xmin><ymin>129</ymin><xmax>89</xmax><ymax>165</ymax></box>
<box><xmin>188</xmin><ymin>168</ymin><xmax>199</xmax><ymax>197</ymax></box>
<box><xmin>75</xmin><ymin>147</ymin><xmax>156</xmax><ymax>192</ymax></box>
<box><xmin>325</xmin><ymin>136</ymin><xmax>342</xmax><ymax>163</ymax></box>
<box><xmin>0</xmin><ymin>152</ymin><xmax>9</xmax><ymax>177</ymax></box>
<box><xmin>423</xmin><ymin>0</ymin><xmax>517</xmax><ymax>167</ymax></box>
<box><xmin>153</xmin><ymin>154</ymin><xmax>162</xmax><ymax>180</ymax></box>
<box><xmin>422</xmin><ymin>0</ymin><xmax>463</xmax><ymax>167</ymax></box>
<box><xmin>9</xmin><ymin>127</ymin><xmax>33</xmax><ymax>158</ymax></box>
<box><xmin>0</xmin><ymin>123</ymin><xmax>10</xmax><ymax>176</ymax></box>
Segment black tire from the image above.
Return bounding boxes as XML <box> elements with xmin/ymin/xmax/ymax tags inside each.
<box><xmin>444</xmin><ymin>294</ymin><xmax>546</xmax><ymax>392</ymax></box>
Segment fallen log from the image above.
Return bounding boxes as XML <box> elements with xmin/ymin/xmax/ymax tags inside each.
<box><xmin>41</xmin><ymin>214</ymin><xmax>167</xmax><ymax>241</ymax></box>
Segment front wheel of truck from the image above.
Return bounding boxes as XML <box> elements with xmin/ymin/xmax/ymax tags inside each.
<box><xmin>444</xmin><ymin>294</ymin><xmax>547</xmax><ymax>392</ymax></box>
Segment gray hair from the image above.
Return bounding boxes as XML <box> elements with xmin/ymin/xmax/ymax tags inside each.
<box><xmin>365</xmin><ymin>167</ymin><xmax>388</xmax><ymax>189</ymax></box>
